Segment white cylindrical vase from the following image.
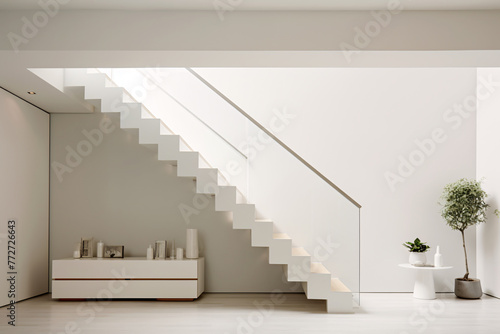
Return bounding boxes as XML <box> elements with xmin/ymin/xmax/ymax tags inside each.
<box><xmin>97</xmin><ymin>241</ymin><xmax>104</xmax><ymax>258</ymax></box>
<box><xmin>186</xmin><ymin>229</ymin><xmax>199</xmax><ymax>259</ymax></box>
<box><xmin>170</xmin><ymin>240</ymin><xmax>175</xmax><ymax>259</ymax></box>
<box><xmin>176</xmin><ymin>248</ymin><xmax>184</xmax><ymax>260</ymax></box>
<box><xmin>147</xmin><ymin>245</ymin><xmax>154</xmax><ymax>260</ymax></box>
<box><xmin>73</xmin><ymin>242</ymin><xmax>81</xmax><ymax>258</ymax></box>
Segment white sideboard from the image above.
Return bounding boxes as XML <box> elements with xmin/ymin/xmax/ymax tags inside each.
<box><xmin>52</xmin><ymin>257</ymin><xmax>204</xmax><ymax>300</ymax></box>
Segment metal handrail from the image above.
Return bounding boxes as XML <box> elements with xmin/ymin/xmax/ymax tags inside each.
<box><xmin>186</xmin><ymin>68</ymin><xmax>362</xmax><ymax>209</ymax></box>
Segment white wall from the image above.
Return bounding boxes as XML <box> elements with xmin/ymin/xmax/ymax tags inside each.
<box><xmin>50</xmin><ymin>112</ymin><xmax>299</xmax><ymax>293</ymax></box>
<box><xmin>4</xmin><ymin>10</ymin><xmax>500</xmax><ymax>118</ymax></box>
<box><xmin>0</xmin><ymin>88</ymin><xmax>49</xmax><ymax>307</ymax></box>
<box><xmin>476</xmin><ymin>68</ymin><xmax>500</xmax><ymax>298</ymax></box>
<box><xmin>195</xmin><ymin>68</ymin><xmax>478</xmax><ymax>292</ymax></box>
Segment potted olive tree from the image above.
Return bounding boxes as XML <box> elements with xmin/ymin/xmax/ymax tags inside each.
<box><xmin>440</xmin><ymin>178</ymin><xmax>489</xmax><ymax>299</ymax></box>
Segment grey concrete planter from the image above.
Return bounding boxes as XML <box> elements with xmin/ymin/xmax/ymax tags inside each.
<box><xmin>455</xmin><ymin>278</ymin><xmax>482</xmax><ymax>299</ymax></box>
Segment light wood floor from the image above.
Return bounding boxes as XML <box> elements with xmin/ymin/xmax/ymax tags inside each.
<box><xmin>1</xmin><ymin>293</ymin><xmax>499</xmax><ymax>334</ymax></box>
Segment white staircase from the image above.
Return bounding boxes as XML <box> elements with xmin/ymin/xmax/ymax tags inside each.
<box><xmin>63</xmin><ymin>69</ymin><xmax>354</xmax><ymax>313</ymax></box>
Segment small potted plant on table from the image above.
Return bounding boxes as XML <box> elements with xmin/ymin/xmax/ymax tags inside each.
<box><xmin>403</xmin><ymin>238</ymin><xmax>430</xmax><ymax>265</ymax></box>
<box><xmin>440</xmin><ymin>178</ymin><xmax>489</xmax><ymax>299</ymax></box>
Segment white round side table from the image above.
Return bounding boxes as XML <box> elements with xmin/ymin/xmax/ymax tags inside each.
<box><xmin>399</xmin><ymin>264</ymin><xmax>452</xmax><ymax>299</ymax></box>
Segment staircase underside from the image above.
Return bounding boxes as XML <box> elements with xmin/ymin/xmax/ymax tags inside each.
<box><xmin>59</xmin><ymin>68</ymin><xmax>355</xmax><ymax>313</ymax></box>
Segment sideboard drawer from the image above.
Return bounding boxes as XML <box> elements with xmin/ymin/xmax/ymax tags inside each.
<box><xmin>52</xmin><ymin>280</ymin><xmax>200</xmax><ymax>299</ymax></box>
<box><xmin>52</xmin><ymin>257</ymin><xmax>204</xmax><ymax>300</ymax></box>
<box><xmin>52</xmin><ymin>258</ymin><xmax>201</xmax><ymax>279</ymax></box>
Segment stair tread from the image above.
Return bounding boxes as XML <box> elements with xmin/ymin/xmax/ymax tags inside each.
<box><xmin>292</xmin><ymin>247</ymin><xmax>310</xmax><ymax>257</ymax></box>
<box><xmin>255</xmin><ymin>219</ymin><xmax>273</xmax><ymax>223</ymax></box>
<box><xmin>179</xmin><ymin>151</ymin><xmax>199</xmax><ymax>155</ymax></box>
<box><xmin>331</xmin><ymin>278</ymin><xmax>351</xmax><ymax>293</ymax></box>
<box><xmin>198</xmin><ymin>167</ymin><xmax>218</xmax><ymax>172</ymax></box>
<box><xmin>273</xmin><ymin>233</ymin><xmax>291</xmax><ymax>240</ymax></box>
<box><xmin>140</xmin><ymin>117</ymin><xmax>160</xmax><ymax>122</ymax></box>
<box><xmin>218</xmin><ymin>185</ymin><xmax>236</xmax><ymax>190</ymax></box>
<box><xmin>235</xmin><ymin>203</ymin><xmax>255</xmax><ymax>208</ymax></box>
<box><xmin>193</xmin><ymin>168</ymin><xmax>218</xmax><ymax>180</ymax></box>
<box><xmin>310</xmin><ymin>262</ymin><xmax>330</xmax><ymax>274</ymax></box>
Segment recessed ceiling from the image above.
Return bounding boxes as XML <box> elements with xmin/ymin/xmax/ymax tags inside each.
<box><xmin>1</xmin><ymin>0</ymin><xmax>500</xmax><ymax>11</ymax></box>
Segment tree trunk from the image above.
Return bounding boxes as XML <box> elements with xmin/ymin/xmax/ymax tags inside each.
<box><xmin>461</xmin><ymin>230</ymin><xmax>470</xmax><ymax>281</ymax></box>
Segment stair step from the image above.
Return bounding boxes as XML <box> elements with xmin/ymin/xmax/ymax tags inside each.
<box><xmin>331</xmin><ymin>278</ymin><xmax>350</xmax><ymax>293</ymax></box>
<box><xmin>157</xmin><ymin>135</ymin><xmax>181</xmax><ymax>163</ymax></box>
<box><xmin>269</xmin><ymin>233</ymin><xmax>293</xmax><ymax>264</ymax></box>
<box><xmin>304</xmin><ymin>263</ymin><xmax>332</xmax><ymax>300</ymax></box>
<box><xmin>120</xmin><ymin>103</ymin><xmax>143</xmax><ymax>128</ymax></box>
<box><xmin>91</xmin><ymin>87</ymin><xmax>124</xmax><ymax>111</ymax></box>
<box><xmin>251</xmin><ymin>219</ymin><xmax>274</xmax><ymax>247</ymax></box>
<box><xmin>63</xmin><ymin>85</ymin><xmax>85</xmax><ymax>100</ymax></box>
<box><xmin>286</xmin><ymin>247</ymin><xmax>312</xmax><ymax>282</ymax></box>
<box><xmin>326</xmin><ymin>279</ymin><xmax>354</xmax><ymax>313</ymax></box>
<box><xmin>176</xmin><ymin>151</ymin><xmax>199</xmax><ymax>177</ymax></box>
<box><xmin>292</xmin><ymin>247</ymin><xmax>309</xmax><ymax>257</ymax></box>
<box><xmin>310</xmin><ymin>262</ymin><xmax>330</xmax><ymax>274</ymax></box>
<box><xmin>138</xmin><ymin>118</ymin><xmax>162</xmax><ymax>144</ymax></box>
<box><xmin>64</xmin><ymin>70</ymin><xmax>106</xmax><ymax>89</ymax></box>
<box><xmin>214</xmin><ymin>186</ymin><xmax>237</xmax><ymax>212</ymax></box>
<box><xmin>273</xmin><ymin>233</ymin><xmax>291</xmax><ymax>240</ymax></box>
<box><xmin>196</xmin><ymin>168</ymin><xmax>219</xmax><ymax>194</ymax></box>
<box><xmin>232</xmin><ymin>204</ymin><xmax>255</xmax><ymax>230</ymax></box>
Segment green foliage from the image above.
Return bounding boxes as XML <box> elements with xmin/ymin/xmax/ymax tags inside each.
<box><xmin>403</xmin><ymin>238</ymin><xmax>430</xmax><ymax>253</ymax></box>
<box><xmin>440</xmin><ymin>178</ymin><xmax>489</xmax><ymax>280</ymax></box>
<box><xmin>440</xmin><ymin>178</ymin><xmax>489</xmax><ymax>232</ymax></box>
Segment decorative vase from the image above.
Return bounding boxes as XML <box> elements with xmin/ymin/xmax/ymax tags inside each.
<box><xmin>176</xmin><ymin>248</ymin><xmax>184</xmax><ymax>260</ymax></box>
<box><xmin>147</xmin><ymin>245</ymin><xmax>154</xmax><ymax>260</ymax></box>
<box><xmin>455</xmin><ymin>278</ymin><xmax>482</xmax><ymax>299</ymax></box>
<box><xmin>409</xmin><ymin>252</ymin><xmax>427</xmax><ymax>265</ymax></box>
<box><xmin>170</xmin><ymin>239</ymin><xmax>175</xmax><ymax>259</ymax></box>
<box><xmin>186</xmin><ymin>229</ymin><xmax>199</xmax><ymax>259</ymax></box>
<box><xmin>97</xmin><ymin>241</ymin><xmax>104</xmax><ymax>258</ymax></box>
<box><xmin>73</xmin><ymin>242</ymin><xmax>81</xmax><ymax>259</ymax></box>
<box><xmin>434</xmin><ymin>246</ymin><xmax>442</xmax><ymax>267</ymax></box>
